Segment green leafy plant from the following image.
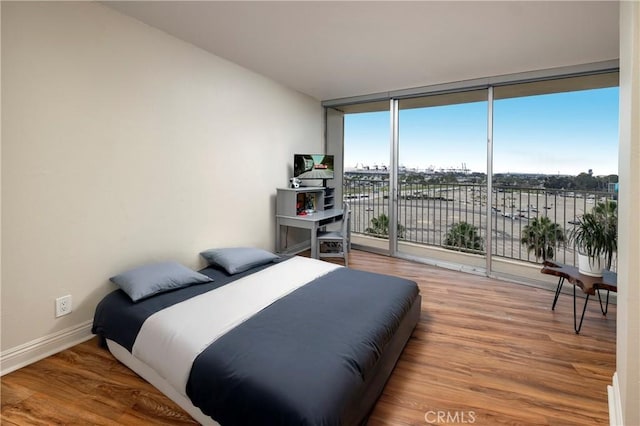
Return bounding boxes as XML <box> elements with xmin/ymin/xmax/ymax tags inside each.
<box><xmin>520</xmin><ymin>216</ymin><xmax>566</xmax><ymax>262</ymax></box>
<box><xmin>365</xmin><ymin>213</ymin><xmax>406</xmax><ymax>239</ymax></box>
<box><xmin>444</xmin><ymin>222</ymin><xmax>484</xmax><ymax>253</ymax></box>
<box><xmin>569</xmin><ymin>200</ymin><xmax>617</xmax><ymax>269</ymax></box>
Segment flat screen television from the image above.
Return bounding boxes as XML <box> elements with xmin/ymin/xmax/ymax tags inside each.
<box><xmin>293</xmin><ymin>154</ymin><xmax>334</xmax><ymax>181</ymax></box>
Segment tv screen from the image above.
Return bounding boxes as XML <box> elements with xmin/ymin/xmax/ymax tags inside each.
<box><xmin>293</xmin><ymin>154</ymin><xmax>334</xmax><ymax>180</ymax></box>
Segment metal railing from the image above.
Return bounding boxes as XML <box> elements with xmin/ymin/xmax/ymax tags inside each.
<box><xmin>344</xmin><ymin>179</ymin><xmax>616</xmax><ymax>267</ymax></box>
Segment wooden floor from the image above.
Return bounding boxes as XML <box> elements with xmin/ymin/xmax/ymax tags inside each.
<box><xmin>1</xmin><ymin>250</ymin><xmax>616</xmax><ymax>425</ymax></box>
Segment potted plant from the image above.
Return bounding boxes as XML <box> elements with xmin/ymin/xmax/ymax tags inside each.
<box><xmin>569</xmin><ymin>200</ymin><xmax>617</xmax><ymax>277</ymax></box>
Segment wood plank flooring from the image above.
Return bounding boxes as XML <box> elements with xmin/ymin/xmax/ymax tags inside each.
<box><xmin>1</xmin><ymin>250</ymin><xmax>616</xmax><ymax>425</ymax></box>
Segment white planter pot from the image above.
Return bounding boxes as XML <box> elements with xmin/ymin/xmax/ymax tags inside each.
<box><xmin>578</xmin><ymin>253</ymin><xmax>604</xmax><ymax>277</ymax></box>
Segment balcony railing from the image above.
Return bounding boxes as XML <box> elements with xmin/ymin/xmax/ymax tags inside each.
<box><xmin>344</xmin><ymin>179</ymin><xmax>616</xmax><ymax>268</ymax></box>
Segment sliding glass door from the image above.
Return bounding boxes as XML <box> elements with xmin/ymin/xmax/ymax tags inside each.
<box><xmin>396</xmin><ymin>90</ymin><xmax>489</xmax><ymax>266</ymax></box>
<box><xmin>341</xmin><ymin>102</ymin><xmax>391</xmax><ymax>254</ymax></box>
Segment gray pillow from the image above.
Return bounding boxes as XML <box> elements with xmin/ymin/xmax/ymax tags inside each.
<box><xmin>110</xmin><ymin>261</ymin><xmax>213</xmax><ymax>302</ymax></box>
<box><xmin>200</xmin><ymin>247</ymin><xmax>279</xmax><ymax>274</ymax></box>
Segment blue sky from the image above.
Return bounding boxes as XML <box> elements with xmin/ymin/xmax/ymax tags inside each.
<box><xmin>344</xmin><ymin>87</ymin><xmax>619</xmax><ymax>176</ymax></box>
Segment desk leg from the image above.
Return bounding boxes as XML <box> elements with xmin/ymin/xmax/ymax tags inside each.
<box><xmin>596</xmin><ymin>289</ymin><xmax>611</xmax><ymax>316</ymax></box>
<box><xmin>310</xmin><ymin>223</ymin><xmax>318</xmax><ymax>259</ymax></box>
<box><xmin>347</xmin><ymin>215</ymin><xmax>351</xmax><ymax>252</ymax></box>
<box><xmin>275</xmin><ymin>220</ymin><xmax>282</xmax><ymax>254</ymax></box>
<box><xmin>573</xmin><ymin>283</ymin><xmax>590</xmax><ymax>334</ymax></box>
<box><xmin>552</xmin><ymin>277</ymin><xmax>564</xmax><ymax>310</ymax></box>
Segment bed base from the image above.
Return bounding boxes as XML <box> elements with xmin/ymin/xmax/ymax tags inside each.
<box><xmin>350</xmin><ymin>294</ymin><xmax>421</xmax><ymax>425</ymax></box>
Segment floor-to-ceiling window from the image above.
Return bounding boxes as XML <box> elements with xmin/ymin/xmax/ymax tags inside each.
<box><xmin>491</xmin><ymin>76</ymin><xmax>619</xmax><ymax>275</ymax></box>
<box><xmin>329</xmin><ymin>69</ymin><xmax>619</xmax><ymax>280</ymax></box>
<box><xmin>396</xmin><ymin>90</ymin><xmax>488</xmax><ymax>266</ymax></box>
<box><xmin>341</xmin><ymin>102</ymin><xmax>391</xmax><ymax>253</ymax></box>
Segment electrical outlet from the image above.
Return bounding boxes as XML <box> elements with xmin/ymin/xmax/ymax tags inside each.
<box><xmin>55</xmin><ymin>295</ymin><xmax>72</xmax><ymax>317</ymax></box>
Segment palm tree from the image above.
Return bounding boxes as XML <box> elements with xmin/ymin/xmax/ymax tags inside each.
<box><xmin>520</xmin><ymin>216</ymin><xmax>566</xmax><ymax>262</ymax></box>
<box><xmin>592</xmin><ymin>199</ymin><xmax>617</xmax><ymax>218</ymax></box>
<box><xmin>365</xmin><ymin>213</ymin><xmax>406</xmax><ymax>238</ymax></box>
<box><xmin>444</xmin><ymin>222</ymin><xmax>484</xmax><ymax>253</ymax></box>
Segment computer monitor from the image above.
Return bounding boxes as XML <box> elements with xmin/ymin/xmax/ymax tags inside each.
<box><xmin>293</xmin><ymin>154</ymin><xmax>334</xmax><ymax>181</ymax></box>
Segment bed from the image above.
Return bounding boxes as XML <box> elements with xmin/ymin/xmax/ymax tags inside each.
<box><xmin>92</xmin><ymin>252</ymin><xmax>421</xmax><ymax>425</ymax></box>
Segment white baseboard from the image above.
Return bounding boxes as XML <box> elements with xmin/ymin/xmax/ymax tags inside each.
<box><xmin>608</xmin><ymin>372</ymin><xmax>623</xmax><ymax>426</ymax></box>
<box><xmin>0</xmin><ymin>320</ymin><xmax>94</xmax><ymax>376</ymax></box>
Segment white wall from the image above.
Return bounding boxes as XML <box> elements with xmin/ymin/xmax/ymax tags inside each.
<box><xmin>616</xmin><ymin>2</ymin><xmax>640</xmax><ymax>425</ymax></box>
<box><xmin>1</xmin><ymin>1</ymin><xmax>322</xmax><ymax>361</ymax></box>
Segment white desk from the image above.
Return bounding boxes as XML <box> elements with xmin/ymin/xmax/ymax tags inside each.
<box><xmin>276</xmin><ymin>208</ymin><xmax>344</xmax><ymax>259</ymax></box>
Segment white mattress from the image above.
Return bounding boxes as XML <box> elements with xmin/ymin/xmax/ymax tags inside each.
<box><xmin>107</xmin><ymin>338</ymin><xmax>217</xmax><ymax>425</ymax></box>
